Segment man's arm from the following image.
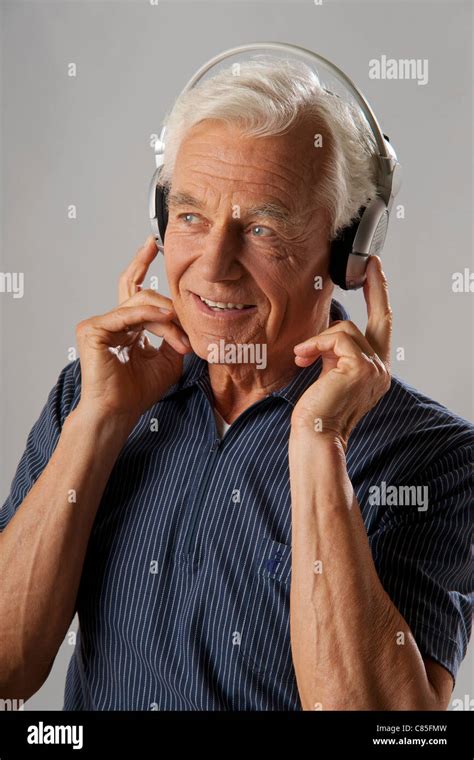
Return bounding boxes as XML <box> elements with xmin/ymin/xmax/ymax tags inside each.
<box><xmin>288</xmin><ymin>430</ymin><xmax>454</xmax><ymax>711</ymax></box>
<box><xmin>0</xmin><ymin>239</ymin><xmax>193</xmax><ymax>702</ymax></box>
<box><xmin>0</xmin><ymin>407</ymin><xmax>134</xmax><ymax>700</ymax></box>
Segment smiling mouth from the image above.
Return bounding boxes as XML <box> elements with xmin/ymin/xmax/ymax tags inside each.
<box><xmin>195</xmin><ymin>293</ymin><xmax>255</xmax><ymax>311</ymax></box>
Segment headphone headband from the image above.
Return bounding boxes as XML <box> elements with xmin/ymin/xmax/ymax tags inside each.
<box><xmin>154</xmin><ymin>42</ymin><xmax>401</xmax><ymax>204</ymax></box>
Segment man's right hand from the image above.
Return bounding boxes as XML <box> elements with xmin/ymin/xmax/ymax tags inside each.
<box><xmin>75</xmin><ymin>236</ymin><xmax>192</xmax><ymax>425</ymax></box>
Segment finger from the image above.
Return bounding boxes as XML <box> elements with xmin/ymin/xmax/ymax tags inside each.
<box><xmin>294</xmin><ymin>331</ymin><xmax>364</xmax><ymax>366</ymax></box>
<box><xmin>128</xmin><ymin>291</ymin><xmax>191</xmax><ymax>340</ymax></box>
<box><xmin>84</xmin><ymin>305</ymin><xmax>177</xmax><ymax>349</ymax></box>
<box><xmin>129</xmin><ymin>331</ymin><xmax>184</xmax><ymax>362</ymax></box>
<box><xmin>119</xmin><ymin>287</ymin><xmax>174</xmax><ymax>312</ymax></box>
<box><xmin>142</xmin><ymin>320</ymin><xmax>192</xmax><ymax>354</ymax></box>
<box><xmin>294</xmin><ymin>320</ymin><xmax>374</xmax><ymax>358</ymax></box>
<box><xmin>118</xmin><ymin>236</ymin><xmax>158</xmax><ymax>304</ymax></box>
<box><xmin>363</xmin><ymin>256</ymin><xmax>392</xmax><ymax>369</ymax></box>
<box><xmin>294</xmin><ymin>331</ymin><xmax>387</xmax><ymax>381</ymax></box>
<box><xmin>122</xmin><ymin>291</ymin><xmax>191</xmax><ymax>350</ymax></box>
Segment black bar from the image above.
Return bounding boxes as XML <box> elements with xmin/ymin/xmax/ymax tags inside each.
<box><xmin>0</xmin><ymin>710</ymin><xmax>472</xmax><ymax>758</ymax></box>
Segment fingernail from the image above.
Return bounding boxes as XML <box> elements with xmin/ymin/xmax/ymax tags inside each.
<box><xmin>158</xmin><ymin>307</ymin><xmax>173</xmax><ymax>314</ymax></box>
<box><xmin>181</xmin><ymin>335</ymin><xmax>191</xmax><ymax>347</ymax></box>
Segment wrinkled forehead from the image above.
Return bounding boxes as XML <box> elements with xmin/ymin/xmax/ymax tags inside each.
<box><xmin>172</xmin><ymin>118</ymin><xmax>328</xmax><ymax>199</ymax></box>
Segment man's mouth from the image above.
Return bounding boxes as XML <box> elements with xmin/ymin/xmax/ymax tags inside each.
<box><xmin>196</xmin><ymin>294</ymin><xmax>255</xmax><ymax>311</ymax></box>
<box><xmin>188</xmin><ymin>291</ymin><xmax>257</xmax><ymax>318</ymax></box>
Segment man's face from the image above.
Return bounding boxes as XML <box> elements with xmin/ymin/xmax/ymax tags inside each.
<box><xmin>163</xmin><ymin>118</ymin><xmax>334</xmax><ymax>367</ymax></box>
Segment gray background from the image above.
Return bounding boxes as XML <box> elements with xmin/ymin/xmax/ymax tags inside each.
<box><xmin>0</xmin><ymin>0</ymin><xmax>472</xmax><ymax>710</ymax></box>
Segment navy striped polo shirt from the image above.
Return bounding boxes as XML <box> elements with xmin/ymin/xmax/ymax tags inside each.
<box><xmin>1</xmin><ymin>299</ymin><xmax>472</xmax><ymax>710</ymax></box>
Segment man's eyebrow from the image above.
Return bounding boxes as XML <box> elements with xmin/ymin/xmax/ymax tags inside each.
<box><xmin>167</xmin><ymin>192</ymin><xmax>298</xmax><ymax>228</ymax></box>
<box><xmin>167</xmin><ymin>191</ymin><xmax>206</xmax><ymax>210</ymax></box>
<box><xmin>245</xmin><ymin>201</ymin><xmax>295</xmax><ymax>226</ymax></box>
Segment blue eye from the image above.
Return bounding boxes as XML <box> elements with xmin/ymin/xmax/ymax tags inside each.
<box><xmin>180</xmin><ymin>213</ymin><xmax>200</xmax><ymax>224</ymax></box>
<box><xmin>251</xmin><ymin>225</ymin><xmax>273</xmax><ymax>237</ymax></box>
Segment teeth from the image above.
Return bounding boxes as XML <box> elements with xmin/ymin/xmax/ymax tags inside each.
<box><xmin>199</xmin><ymin>295</ymin><xmax>249</xmax><ymax>310</ymax></box>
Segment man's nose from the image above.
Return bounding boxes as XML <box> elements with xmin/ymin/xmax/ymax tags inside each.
<box><xmin>198</xmin><ymin>223</ymin><xmax>242</xmax><ymax>282</ymax></box>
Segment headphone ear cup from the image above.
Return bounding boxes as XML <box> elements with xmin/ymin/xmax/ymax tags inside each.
<box><xmin>155</xmin><ymin>184</ymin><xmax>169</xmax><ymax>249</ymax></box>
<box><xmin>329</xmin><ymin>211</ymin><xmax>364</xmax><ymax>290</ymax></box>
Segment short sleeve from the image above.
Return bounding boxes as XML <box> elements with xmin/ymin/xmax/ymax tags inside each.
<box><xmin>369</xmin><ymin>442</ymin><xmax>473</xmax><ymax>685</ymax></box>
<box><xmin>0</xmin><ymin>359</ymin><xmax>81</xmax><ymax>533</ymax></box>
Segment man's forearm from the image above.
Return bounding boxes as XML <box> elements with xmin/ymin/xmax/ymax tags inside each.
<box><xmin>0</xmin><ymin>405</ymin><xmax>135</xmax><ymax>700</ymax></box>
<box><xmin>288</xmin><ymin>428</ymin><xmax>440</xmax><ymax>711</ymax></box>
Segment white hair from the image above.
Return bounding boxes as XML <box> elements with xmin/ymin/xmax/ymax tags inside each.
<box><xmin>158</xmin><ymin>56</ymin><xmax>379</xmax><ymax>240</ymax></box>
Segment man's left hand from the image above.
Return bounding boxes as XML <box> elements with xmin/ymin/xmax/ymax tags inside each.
<box><xmin>291</xmin><ymin>255</ymin><xmax>393</xmax><ymax>448</ymax></box>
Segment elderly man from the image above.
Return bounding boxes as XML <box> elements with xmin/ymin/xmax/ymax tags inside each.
<box><xmin>0</xmin><ymin>59</ymin><xmax>471</xmax><ymax>711</ymax></box>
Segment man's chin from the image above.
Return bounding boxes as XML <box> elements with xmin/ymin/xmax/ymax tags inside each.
<box><xmin>186</xmin><ymin>333</ymin><xmax>271</xmax><ymax>373</ymax></box>
<box><xmin>186</xmin><ymin>336</ymin><xmax>220</xmax><ymax>363</ymax></box>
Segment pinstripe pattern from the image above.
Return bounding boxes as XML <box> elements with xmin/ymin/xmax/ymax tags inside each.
<box><xmin>1</xmin><ymin>299</ymin><xmax>472</xmax><ymax>710</ymax></box>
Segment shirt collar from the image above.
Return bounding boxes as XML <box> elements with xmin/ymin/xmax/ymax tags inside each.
<box><xmin>160</xmin><ymin>298</ymin><xmax>350</xmax><ymax>408</ymax></box>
